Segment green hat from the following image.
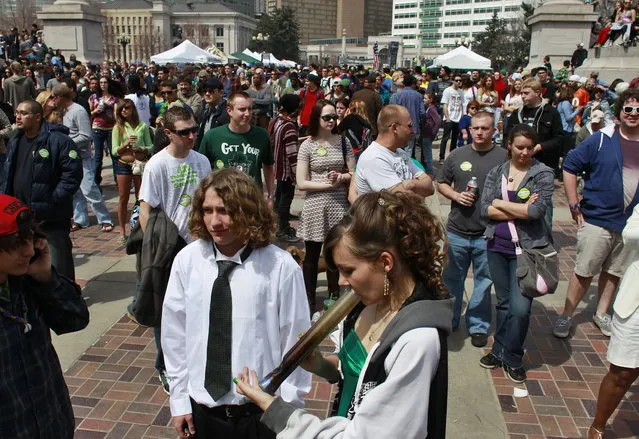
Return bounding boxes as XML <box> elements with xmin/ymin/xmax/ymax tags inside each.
<box><xmin>500</xmin><ymin>69</ymin><xmax>507</xmax><ymax>75</ymax></box>
<box><xmin>340</xmin><ymin>78</ymin><xmax>351</xmax><ymax>87</ymax></box>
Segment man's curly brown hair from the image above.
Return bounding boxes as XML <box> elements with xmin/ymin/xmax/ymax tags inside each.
<box><xmin>188</xmin><ymin>168</ymin><xmax>276</xmax><ymax>248</ymax></box>
<box><xmin>325</xmin><ymin>191</ymin><xmax>448</xmax><ymax>306</ymax></box>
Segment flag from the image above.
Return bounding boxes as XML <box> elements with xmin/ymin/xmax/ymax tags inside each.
<box><xmin>373</xmin><ymin>41</ymin><xmax>379</xmax><ymax>71</ymax></box>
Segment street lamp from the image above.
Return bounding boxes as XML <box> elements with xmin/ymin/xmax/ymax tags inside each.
<box><xmin>252</xmin><ymin>32</ymin><xmax>270</xmax><ymax>53</ymax></box>
<box><xmin>118</xmin><ymin>34</ymin><xmax>131</xmax><ymax>64</ymax></box>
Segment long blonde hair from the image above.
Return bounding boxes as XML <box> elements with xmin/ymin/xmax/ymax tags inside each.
<box><xmin>35</xmin><ymin>90</ymin><xmax>64</xmax><ymax>125</ymax></box>
<box><xmin>347</xmin><ymin>100</ymin><xmax>372</xmax><ymax>126</ymax></box>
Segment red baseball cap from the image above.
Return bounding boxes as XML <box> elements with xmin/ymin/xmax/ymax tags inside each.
<box><xmin>0</xmin><ymin>194</ymin><xmax>30</xmax><ymax>238</ymax></box>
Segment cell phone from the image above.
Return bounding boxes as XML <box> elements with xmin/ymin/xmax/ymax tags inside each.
<box><xmin>29</xmin><ymin>248</ymin><xmax>41</xmax><ymax>264</ymax></box>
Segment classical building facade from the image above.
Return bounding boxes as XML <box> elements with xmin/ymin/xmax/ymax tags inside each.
<box><xmin>100</xmin><ymin>0</ymin><xmax>257</xmax><ymax>62</ymax></box>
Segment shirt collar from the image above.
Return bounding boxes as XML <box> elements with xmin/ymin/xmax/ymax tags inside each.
<box><xmin>212</xmin><ymin>242</ymin><xmax>247</xmax><ymax>264</ymax></box>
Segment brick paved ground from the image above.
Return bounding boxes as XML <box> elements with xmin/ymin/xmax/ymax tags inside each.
<box><xmin>66</xmin><ymin>177</ymin><xmax>638</xmax><ymax>438</ymax></box>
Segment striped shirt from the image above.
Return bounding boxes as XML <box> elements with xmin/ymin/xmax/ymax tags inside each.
<box><xmin>268</xmin><ymin>116</ymin><xmax>299</xmax><ymax>181</ymax></box>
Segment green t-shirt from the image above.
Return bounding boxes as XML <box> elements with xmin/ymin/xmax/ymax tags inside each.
<box><xmin>199</xmin><ymin>124</ymin><xmax>274</xmax><ymax>187</ymax></box>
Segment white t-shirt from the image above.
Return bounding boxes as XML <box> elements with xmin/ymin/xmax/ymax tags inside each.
<box><xmin>441</xmin><ymin>86</ymin><xmax>464</xmax><ymax>123</ymax></box>
<box><xmin>139</xmin><ymin>148</ymin><xmax>212</xmax><ymax>243</ymax></box>
<box><xmin>125</xmin><ymin>93</ymin><xmax>152</xmax><ymax>126</ymax></box>
<box><xmin>462</xmin><ymin>86</ymin><xmax>478</xmax><ymax>110</ymax></box>
<box><xmin>356</xmin><ymin>141</ymin><xmax>423</xmax><ymax>194</ymax></box>
<box><xmin>505</xmin><ymin>93</ymin><xmax>524</xmax><ymax>113</ymax></box>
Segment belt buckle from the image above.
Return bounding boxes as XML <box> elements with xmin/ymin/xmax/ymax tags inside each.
<box><xmin>225</xmin><ymin>406</ymin><xmax>234</xmax><ymax>419</ymax></box>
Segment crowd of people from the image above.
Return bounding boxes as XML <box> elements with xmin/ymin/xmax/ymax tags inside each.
<box><xmin>0</xmin><ymin>38</ymin><xmax>638</xmax><ymax>439</ymax></box>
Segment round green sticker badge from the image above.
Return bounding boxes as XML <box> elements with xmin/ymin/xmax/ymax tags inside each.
<box><xmin>179</xmin><ymin>194</ymin><xmax>192</xmax><ymax>207</ymax></box>
<box><xmin>38</xmin><ymin>149</ymin><xmax>50</xmax><ymax>159</ymax></box>
<box><xmin>215</xmin><ymin>159</ymin><xmax>225</xmax><ymax>169</ymax></box>
<box><xmin>460</xmin><ymin>161</ymin><xmax>472</xmax><ymax>172</ymax></box>
<box><xmin>68</xmin><ymin>150</ymin><xmax>78</xmax><ymax>159</ymax></box>
<box><xmin>315</xmin><ymin>147</ymin><xmax>328</xmax><ymax>157</ymax></box>
<box><xmin>517</xmin><ymin>187</ymin><xmax>531</xmax><ymax>199</ymax></box>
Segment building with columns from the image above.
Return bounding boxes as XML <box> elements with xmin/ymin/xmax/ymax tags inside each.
<box><xmin>100</xmin><ymin>0</ymin><xmax>257</xmax><ymax>63</ymax></box>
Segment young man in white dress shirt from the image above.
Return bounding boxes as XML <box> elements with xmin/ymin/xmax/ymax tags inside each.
<box><xmin>162</xmin><ymin>168</ymin><xmax>311</xmax><ymax>439</ymax></box>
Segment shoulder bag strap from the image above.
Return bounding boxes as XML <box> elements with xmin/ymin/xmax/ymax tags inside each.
<box><xmin>501</xmin><ymin>174</ymin><xmax>523</xmax><ymax>255</ymax></box>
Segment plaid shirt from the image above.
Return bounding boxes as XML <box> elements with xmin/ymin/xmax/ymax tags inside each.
<box><xmin>268</xmin><ymin>116</ymin><xmax>299</xmax><ymax>182</ymax></box>
<box><xmin>0</xmin><ymin>270</ymin><xmax>89</xmax><ymax>438</ymax></box>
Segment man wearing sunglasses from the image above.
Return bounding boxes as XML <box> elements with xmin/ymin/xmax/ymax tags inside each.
<box><xmin>135</xmin><ymin>106</ymin><xmax>212</xmax><ymax>391</ymax></box>
<box><xmin>195</xmin><ymin>77</ymin><xmax>229</xmax><ymax>151</ymax></box>
<box><xmin>438</xmin><ymin>74</ymin><xmax>465</xmax><ymax>164</ymax></box>
<box><xmin>554</xmin><ymin>88</ymin><xmax>639</xmax><ymax>340</ymax></box>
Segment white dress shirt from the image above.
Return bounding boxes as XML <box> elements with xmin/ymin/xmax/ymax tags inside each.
<box><xmin>161</xmin><ymin>240</ymin><xmax>312</xmax><ymax>416</ymax></box>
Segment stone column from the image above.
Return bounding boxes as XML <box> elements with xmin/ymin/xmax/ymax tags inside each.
<box><xmin>38</xmin><ymin>0</ymin><xmax>106</xmax><ymax>63</ymax></box>
<box><xmin>526</xmin><ymin>0</ymin><xmax>597</xmax><ymax>70</ymax></box>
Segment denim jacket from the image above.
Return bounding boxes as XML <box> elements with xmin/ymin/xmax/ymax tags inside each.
<box><xmin>480</xmin><ymin>159</ymin><xmax>555</xmax><ymax>249</ymax></box>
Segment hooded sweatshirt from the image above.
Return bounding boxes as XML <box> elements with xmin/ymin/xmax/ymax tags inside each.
<box><xmin>2</xmin><ymin>75</ymin><xmax>37</xmax><ymax>110</ymax></box>
<box><xmin>261</xmin><ymin>283</ymin><xmax>453</xmax><ymax>439</ymax></box>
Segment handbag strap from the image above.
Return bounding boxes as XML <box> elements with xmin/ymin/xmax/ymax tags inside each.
<box><xmin>501</xmin><ymin>174</ymin><xmax>523</xmax><ymax>255</ymax></box>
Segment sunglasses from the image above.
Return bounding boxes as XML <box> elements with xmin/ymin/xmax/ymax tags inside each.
<box><xmin>171</xmin><ymin>126</ymin><xmax>198</xmax><ymax>136</ymax></box>
<box><xmin>622</xmin><ymin>105</ymin><xmax>639</xmax><ymax>115</ymax></box>
<box><xmin>321</xmin><ymin>114</ymin><xmax>339</xmax><ymax>121</ymax></box>
<box><xmin>469</xmin><ymin>106</ymin><xmax>478</xmax><ymax>110</ymax></box>
<box><xmin>454</xmin><ymin>79</ymin><xmax>462</xmax><ymax>82</ymax></box>
<box><xmin>161</xmin><ymin>90</ymin><xmax>175</xmax><ymax>95</ymax></box>
<box><xmin>121</xmin><ymin>105</ymin><xmax>133</xmax><ymax>110</ymax></box>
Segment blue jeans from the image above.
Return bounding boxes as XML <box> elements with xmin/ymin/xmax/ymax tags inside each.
<box><xmin>92</xmin><ymin>128</ymin><xmax>113</xmax><ymax>187</ymax></box>
<box><xmin>487</xmin><ymin>251</ymin><xmax>533</xmax><ymax>369</ymax></box>
<box><xmin>73</xmin><ymin>157</ymin><xmax>113</xmax><ymax>227</ymax></box>
<box><xmin>154</xmin><ymin>326</ymin><xmax>165</xmax><ymax>372</ymax></box>
<box><xmin>421</xmin><ymin>137</ymin><xmax>433</xmax><ymax>175</ymax></box>
<box><xmin>404</xmin><ymin>134</ymin><xmax>418</xmax><ymax>158</ymax></box>
<box><xmin>40</xmin><ymin>222</ymin><xmax>75</xmax><ymax>280</ymax></box>
<box><xmin>443</xmin><ymin>232</ymin><xmax>492</xmax><ymax>334</ymax></box>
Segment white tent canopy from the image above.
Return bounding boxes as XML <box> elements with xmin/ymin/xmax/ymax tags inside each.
<box><xmin>431</xmin><ymin>46</ymin><xmax>491</xmax><ymax>71</ymax></box>
<box><xmin>150</xmin><ymin>40</ymin><xmax>222</xmax><ymax>65</ymax></box>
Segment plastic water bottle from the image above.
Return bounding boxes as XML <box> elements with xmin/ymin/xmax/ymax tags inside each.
<box><xmin>466</xmin><ymin>176</ymin><xmax>478</xmax><ymax>195</ymax></box>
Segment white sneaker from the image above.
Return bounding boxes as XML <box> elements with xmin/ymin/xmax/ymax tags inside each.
<box><xmin>593</xmin><ymin>313</ymin><xmax>612</xmax><ymax>337</ymax></box>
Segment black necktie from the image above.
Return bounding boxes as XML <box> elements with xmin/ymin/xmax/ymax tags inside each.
<box><xmin>204</xmin><ymin>246</ymin><xmax>252</xmax><ymax>400</ymax></box>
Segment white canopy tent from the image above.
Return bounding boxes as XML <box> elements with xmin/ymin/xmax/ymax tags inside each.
<box><xmin>431</xmin><ymin>46</ymin><xmax>491</xmax><ymax>71</ymax></box>
<box><xmin>150</xmin><ymin>40</ymin><xmax>222</xmax><ymax>65</ymax></box>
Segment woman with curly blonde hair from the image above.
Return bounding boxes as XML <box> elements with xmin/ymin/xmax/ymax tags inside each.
<box><xmin>235</xmin><ymin>191</ymin><xmax>453</xmax><ymax>439</ymax></box>
<box><xmin>162</xmin><ymin>167</ymin><xmax>312</xmax><ymax>439</ymax></box>
<box><xmin>35</xmin><ymin>90</ymin><xmax>64</xmax><ymax>125</ymax></box>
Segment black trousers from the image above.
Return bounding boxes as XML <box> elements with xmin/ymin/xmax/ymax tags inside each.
<box><xmin>191</xmin><ymin>400</ymin><xmax>275</xmax><ymax>439</ymax></box>
<box><xmin>275</xmin><ymin>179</ymin><xmax>295</xmax><ymax>231</ymax></box>
<box><xmin>439</xmin><ymin>121</ymin><xmax>460</xmax><ymax>160</ymax></box>
<box><xmin>302</xmin><ymin>241</ymin><xmax>339</xmax><ymax>313</ymax></box>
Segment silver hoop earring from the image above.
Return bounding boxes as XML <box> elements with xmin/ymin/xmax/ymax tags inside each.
<box><xmin>383</xmin><ymin>271</ymin><xmax>390</xmax><ymax>297</ymax></box>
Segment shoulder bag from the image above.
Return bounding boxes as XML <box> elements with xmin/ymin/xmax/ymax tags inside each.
<box><xmin>501</xmin><ymin>174</ymin><xmax>559</xmax><ymax>298</ymax></box>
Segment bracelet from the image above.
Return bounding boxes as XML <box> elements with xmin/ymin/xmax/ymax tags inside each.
<box><xmin>569</xmin><ymin>202</ymin><xmax>580</xmax><ymax>212</ymax></box>
<box><xmin>267</xmin><ymin>194</ymin><xmax>274</xmax><ymax>200</ymax></box>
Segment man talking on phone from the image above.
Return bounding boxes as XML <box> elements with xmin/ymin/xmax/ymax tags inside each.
<box><xmin>0</xmin><ymin>194</ymin><xmax>90</xmax><ymax>438</ymax></box>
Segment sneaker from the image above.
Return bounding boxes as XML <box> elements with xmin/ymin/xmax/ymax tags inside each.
<box><xmin>593</xmin><ymin>313</ymin><xmax>612</xmax><ymax>337</ymax></box>
<box><xmin>158</xmin><ymin>370</ymin><xmax>170</xmax><ymax>394</ymax></box>
<box><xmin>277</xmin><ymin>226</ymin><xmax>300</xmax><ymax>243</ymax></box>
<box><xmin>438</xmin><ymin>159</ymin><xmax>445</xmax><ymax>165</ymax></box>
<box><xmin>553</xmin><ymin>315</ymin><xmax>572</xmax><ymax>338</ymax></box>
<box><xmin>470</xmin><ymin>333</ymin><xmax>488</xmax><ymax>348</ymax></box>
<box><xmin>479</xmin><ymin>353</ymin><xmax>501</xmax><ymax>369</ymax></box>
<box><xmin>505</xmin><ymin>365</ymin><xmax>527</xmax><ymax>383</ymax></box>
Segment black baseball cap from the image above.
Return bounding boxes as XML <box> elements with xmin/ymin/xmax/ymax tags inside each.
<box><xmin>203</xmin><ymin>77</ymin><xmax>223</xmax><ymax>91</ymax></box>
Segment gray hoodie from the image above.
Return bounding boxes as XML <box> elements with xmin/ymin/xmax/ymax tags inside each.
<box><xmin>2</xmin><ymin>75</ymin><xmax>37</xmax><ymax>110</ymax></box>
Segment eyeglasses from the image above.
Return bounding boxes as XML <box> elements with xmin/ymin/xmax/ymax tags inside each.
<box><xmin>161</xmin><ymin>90</ymin><xmax>175</xmax><ymax>95</ymax></box>
<box><xmin>390</xmin><ymin>121</ymin><xmax>413</xmax><ymax>128</ymax></box>
<box><xmin>623</xmin><ymin>105</ymin><xmax>639</xmax><ymax>115</ymax></box>
<box><xmin>170</xmin><ymin>126</ymin><xmax>198</xmax><ymax>136</ymax></box>
<box><xmin>321</xmin><ymin>114</ymin><xmax>339</xmax><ymax>121</ymax></box>
<box><xmin>469</xmin><ymin>106</ymin><xmax>478</xmax><ymax>110</ymax></box>
<box><xmin>15</xmin><ymin>110</ymin><xmax>34</xmax><ymax>116</ymax></box>
<box><xmin>454</xmin><ymin>79</ymin><xmax>462</xmax><ymax>82</ymax></box>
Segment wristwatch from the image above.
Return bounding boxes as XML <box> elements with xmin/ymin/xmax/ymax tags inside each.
<box><xmin>569</xmin><ymin>202</ymin><xmax>580</xmax><ymax>212</ymax></box>
<box><xmin>267</xmin><ymin>194</ymin><xmax>274</xmax><ymax>200</ymax></box>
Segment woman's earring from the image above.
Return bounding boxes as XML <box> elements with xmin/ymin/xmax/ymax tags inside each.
<box><xmin>383</xmin><ymin>271</ymin><xmax>390</xmax><ymax>297</ymax></box>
